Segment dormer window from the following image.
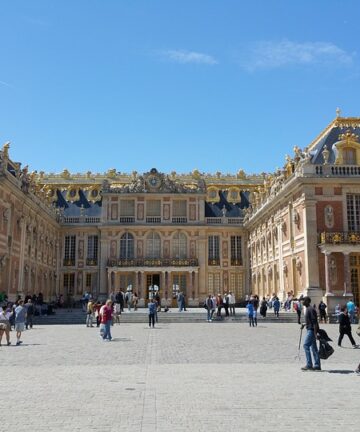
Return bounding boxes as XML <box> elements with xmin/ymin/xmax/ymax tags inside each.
<box><xmin>343</xmin><ymin>147</ymin><xmax>356</xmax><ymax>165</ymax></box>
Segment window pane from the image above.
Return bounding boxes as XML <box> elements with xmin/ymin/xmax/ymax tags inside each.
<box><xmin>119</xmin><ymin>199</ymin><xmax>135</xmax><ymax>216</ymax></box>
<box><xmin>173</xmin><ymin>200</ymin><xmax>187</xmax><ymax>217</ymax></box>
<box><xmin>146</xmin><ymin>200</ymin><xmax>161</xmax><ymax>216</ymax></box>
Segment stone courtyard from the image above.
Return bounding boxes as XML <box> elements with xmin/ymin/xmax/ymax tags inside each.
<box><xmin>1</xmin><ymin>321</ymin><xmax>359</xmax><ymax>432</ymax></box>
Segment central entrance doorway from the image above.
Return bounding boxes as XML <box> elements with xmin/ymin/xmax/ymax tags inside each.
<box><xmin>146</xmin><ymin>274</ymin><xmax>160</xmax><ymax>300</ymax></box>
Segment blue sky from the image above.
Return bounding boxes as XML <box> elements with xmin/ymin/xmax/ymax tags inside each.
<box><xmin>1</xmin><ymin>0</ymin><xmax>359</xmax><ymax>176</ymax></box>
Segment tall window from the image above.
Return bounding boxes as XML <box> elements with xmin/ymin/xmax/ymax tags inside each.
<box><xmin>86</xmin><ymin>273</ymin><xmax>92</xmax><ymax>289</ymax></box>
<box><xmin>120</xmin><ymin>233</ymin><xmax>134</xmax><ymax>259</ymax></box>
<box><xmin>208</xmin><ymin>235</ymin><xmax>220</xmax><ymax>264</ymax></box>
<box><xmin>172</xmin><ymin>232</ymin><xmax>187</xmax><ymax>258</ymax></box>
<box><xmin>208</xmin><ymin>273</ymin><xmax>220</xmax><ymax>293</ymax></box>
<box><xmin>87</xmin><ymin>235</ymin><xmax>98</xmax><ymax>261</ymax></box>
<box><xmin>172</xmin><ymin>274</ymin><xmax>187</xmax><ymax>292</ymax></box>
<box><xmin>230</xmin><ymin>273</ymin><xmax>243</xmax><ymax>299</ymax></box>
<box><xmin>146</xmin><ymin>232</ymin><xmax>161</xmax><ymax>258</ymax></box>
<box><xmin>343</xmin><ymin>147</ymin><xmax>356</xmax><ymax>165</ymax></box>
<box><xmin>64</xmin><ymin>235</ymin><xmax>76</xmax><ymax>262</ymax></box>
<box><xmin>347</xmin><ymin>194</ymin><xmax>360</xmax><ymax>231</ymax></box>
<box><xmin>63</xmin><ymin>273</ymin><xmax>75</xmax><ymax>294</ymax></box>
<box><xmin>231</xmin><ymin>236</ymin><xmax>242</xmax><ymax>265</ymax></box>
<box><xmin>146</xmin><ymin>200</ymin><xmax>161</xmax><ymax>216</ymax></box>
<box><xmin>173</xmin><ymin>200</ymin><xmax>187</xmax><ymax>217</ymax></box>
<box><xmin>119</xmin><ymin>199</ymin><xmax>135</xmax><ymax>216</ymax></box>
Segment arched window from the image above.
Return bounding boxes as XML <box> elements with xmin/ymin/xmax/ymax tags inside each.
<box><xmin>172</xmin><ymin>232</ymin><xmax>187</xmax><ymax>259</ymax></box>
<box><xmin>343</xmin><ymin>147</ymin><xmax>356</xmax><ymax>165</ymax></box>
<box><xmin>146</xmin><ymin>232</ymin><xmax>161</xmax><ymax>258</ymax></box>
<box><xmin>120</xmin><ymin>233</ymin><xmax>134</xmax><ymax>259</ymax></box>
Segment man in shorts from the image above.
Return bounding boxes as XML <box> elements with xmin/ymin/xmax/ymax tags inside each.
<box><xmin>15</xmin><ymin>300</ymin><xmax>27</xmax><ymax>346</ymax></box>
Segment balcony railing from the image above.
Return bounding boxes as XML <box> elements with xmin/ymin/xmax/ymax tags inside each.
<box><xmin>319</xmin><ymin>231</ymin><xmax>360</xmax><ymax>245</ymax></box>
<box><xmin>208</xmin><ymin>258</ymin><xmax>220</xmax><ymax>266</ymax></box>
<box><xmin>146</xmin><ymin>217</ymin><xmax>161</xmax><ymax>224</ymax></box>
<box><xmin>63</xmin><ymin>259</ymin><xmax>75</xmax><ymax>266</ymax></box>
<box><xmin>119</xmin><ymin>217</ymin><xmax>135</xmax><ymax>223</ymax></box>
<box><xmin>86</xmin><ymin>258</ymin><xmax>98</xmax><ymax>266</ymax></box>
<box><xmin>172</xmin><ymin>217</ymin><xmax>188</xmax><ymax>224</ymax></box>
<box><xmin>206</xmin><ymin>217</ymin><xmax>242</xmax><ymax>225</ymax></box>
<box><xmin>231</xmin><ymin>258</ymin><xmax>243</xmax><ymax>266</ymax></box>
<box><xmin>63</xmin><ymin>217</ymin><xmax>101</xmax><ymax>224</ymax></box>
<box><xmin>107</xmin><ymin>258</ymin><xmax>199</xmax><ymax>267</ymax></box>
<box><xmin>314</xmin><ymin>165</ymin><xmax>360</xmax><ymax>177</ymax></box>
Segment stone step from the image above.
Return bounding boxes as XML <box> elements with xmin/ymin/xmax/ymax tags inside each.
<box><xmin>35</xmin><ymin>309</ymin><xmax>300</xmax><ymax>325</ymax></box>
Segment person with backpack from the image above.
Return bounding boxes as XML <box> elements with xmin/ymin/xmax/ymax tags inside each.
<box><xmin>260</xmin><ymin>297</ymin><xmax>268</xmax><ymax>318</ymax></box>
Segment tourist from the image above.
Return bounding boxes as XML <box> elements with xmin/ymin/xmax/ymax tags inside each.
<box><xmin>177</xmin><ymin>291</ymin><xmax>184</xmax><ymax>312</ymax></box>
<box><xmin>318</xmin><ymin>300</ymin><xmax>327</xmax><ymax>323</ymax></box>
<box><xmin>86</xmin><ymin>300</ymin><xmax>94</xmax><ymax>327</ymax></box>
<box><xmin>252</xmin><ymin>295</ymin><xmax>259</xmax><ymax>326</ymax></box>
<box><xmin>273</xmin><ymin>297</ymin><xmax>280</xmax><ymax>318</ymax></box>
<box><xmin>148</xmin><ymin>298</ymin><xmax>156</xmax><ymax>328</ymax></box>
<box><xmin>216</xmin><ymin>294</ymin><xmax>223</xmax><ymax>318</ymax></box>
<box><xmin>94</xmin><ymin>301</ymin><xmax>102</xmax><ymax>327</ymax></box>
<box><xmin>15</xmin><ymin>300</ymin><xmax>27</xmax><ymax>346</ymax></box>
<box><xmin>346</xmin><ymin>299</ymin><xmax>356</xmax><ymax>324</ymax></box>
<box><xmin>99</xmin><ymin>299</ymin><xmax>113</xmax><ymax>341</ymax></box>
<box><xmin>229</xmin><ymin>292</ymin><xmax>236</xmax><ymax>316</ymax></box>
<box><xmin>205</xmin><ymin>294</ymin><xmax>213</xmax><ymax>322</ymax></box>
<box><xmin>260</xmin><ymin>297</ymin><xmax>268</xmax><ymax>318</ymax></box>
<box><xmin>113</xmin><ymin>301</ymin><xmax>121</xmax><ymax>324</ymax></box>
<box><xmin>334</xmin><ymin>304</ymin><xmax>341</xmax><ymax>323</ymax></box>
<box><xmin>223</xmin><ymin>292</ymin><xmax>230</xmax><ymax>317</ymax></box>
<box><xmin>338</xmin><ymin>306</ymin><xmax>357</xmax><ymax>348</ymax></box>
<box><xmin>125</xmin><ymin>290</ymin><xmax>133</xmax><ymax>312</ymax></box>
<box><xmin>246</xmin><ymin>301</ymin><xmax>255</xmax><ymax>327</ymax></box>
<box><xmin>0</xmin><ymin>307</ymin><xmax>11</xmax><ymax>346</ymax></box>
<box><xmin>211</xmin><ymin>294</ymin><xmax>216</xmax><ymax>320</ymax></box>
<box><xmin>301</xmin><ymin>296</ymin><xmax>321</xmax><ymax>371</ymax></box>
<box><xmin>133</xmin><ymin>292</ymin><xmax>139</xmax><ymax>311</ymax></box>
<box><xmin>25</xmin><ymin>299</ymin><xmax>34</xmax><ymax>329</ymax></box>
<box><xmin>115</xmin><ymin>290</ymin><xmax>124</xmax><ymax>313</ymax></box>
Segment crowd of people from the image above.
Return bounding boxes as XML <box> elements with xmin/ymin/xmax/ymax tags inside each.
<box><xmin>0</xmin><ymin>294</ymin><xmax>39</xmax><ymax>346</ymax></box>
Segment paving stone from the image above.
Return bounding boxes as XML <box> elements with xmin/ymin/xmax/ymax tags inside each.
<box><xmin>1</xmin><ymin>323</ymin><xmax>359</xmax><ymax>431</ymax></box>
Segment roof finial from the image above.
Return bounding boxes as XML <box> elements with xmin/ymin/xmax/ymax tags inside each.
<box><xmin>336</xmin><ymin>107</ymin><xmax>341</xmax><ymax>118</ymax></box>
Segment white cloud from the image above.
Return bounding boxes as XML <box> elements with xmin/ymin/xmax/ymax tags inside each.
<box><xmin>161</xmin><ymin>49</ymin><xmax>218</xmax><ymax>65</ymax></box>
<box><xmin>0</xmin><ymin>80</ymin><xmax>12</xmax><ymax>88</ymax></box>
<box><xmin>240</xmin><ymin>40</ymin><xmax>354</xmax><ymax>71</ymax></box>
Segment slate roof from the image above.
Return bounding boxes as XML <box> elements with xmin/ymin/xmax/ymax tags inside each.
<box><xmin>311</xmin><ymin>126</ymin><xmax>360</xmax><ymax>165</ymax></box>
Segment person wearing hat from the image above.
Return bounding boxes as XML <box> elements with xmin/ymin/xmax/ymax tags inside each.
<box><xmin>301</xmin><ymin>296</ymin><xmax>321</xmax><ymax>371</ymax></box>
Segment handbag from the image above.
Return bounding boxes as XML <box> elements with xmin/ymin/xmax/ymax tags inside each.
<box><xmin>319</xmin><ymin>339</ymin><xmax>334</xmax><ymax>360</ymax></box>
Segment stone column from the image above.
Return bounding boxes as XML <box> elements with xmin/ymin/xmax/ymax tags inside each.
<box><xmin>302</xmin><ymin>200</ymin><xmax>321</xmax><ymax>301</ymax></box>
<box><xmin>324</xmin><ymin>251</ymin><xmax>333</xmax><ymax>295</ymax></box>
<box><xmin>17</xmin><ymin>217</ymin><xmax>27</xmax><ymax>297</ymax></box>
<box><xmin>191</xmin><ymin>271</ymin><xmax>199</xmax><ymax>305</ymax></box>
<box><xmin>277</xmin><ymin>224</ymin><xmax>285</xmax><ymax>300</ymax></box>
<box><xmin>343</xmin><ymin>252</ymin><xmax>351</xmax><ymax>295</ymax></box>
<box><xmin>99</xmin><ymin>234</ymin><xmax>108</xmax><ymax>297</ymax></box>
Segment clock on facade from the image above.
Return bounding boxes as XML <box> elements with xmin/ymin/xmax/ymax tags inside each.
<box><xmin>147</xmin><ymin>174</ymin><xmax>161</xmax><ymax>189</ymax></box>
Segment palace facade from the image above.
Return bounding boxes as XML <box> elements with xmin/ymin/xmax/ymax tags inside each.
<box><xmin>1</xmin><ymin>114</ymin><xmax>360</xmax><ymax>308</ymax></box>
